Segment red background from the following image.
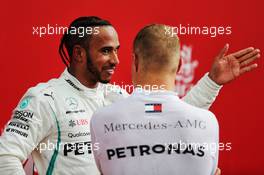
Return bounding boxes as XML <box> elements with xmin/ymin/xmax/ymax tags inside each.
<box><xmin>0</xmin><ymin>0</ymin><xmax>263</xmax><ymax>174</ymax></box>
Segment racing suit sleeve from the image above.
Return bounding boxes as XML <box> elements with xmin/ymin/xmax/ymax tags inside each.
<box><xmin>0</xmin><ymin>89</ymin><xmax>54</xmax><ymax>175</ymax></box>
<box><xmin>182</xmin><ymin>73</ymin><xmax>222</xmax><ymax>109</ymax></box>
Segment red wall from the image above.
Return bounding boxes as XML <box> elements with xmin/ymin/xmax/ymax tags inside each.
<box><xmin>0</xmin><ymin>0</ymin><xmax>263</xmax><ymax>174</ymax></box>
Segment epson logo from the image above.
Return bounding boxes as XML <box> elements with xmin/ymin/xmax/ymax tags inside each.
<box><xmin>14</xmin><ymin>110</ymin><xmax>34</xmax><ymax>119</ymax></box>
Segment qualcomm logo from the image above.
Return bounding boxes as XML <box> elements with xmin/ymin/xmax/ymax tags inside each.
<box><xmin>175</xmin><ymin>45</ymin><xmax>198</xmax><ymax>97</ymax></box>
<box><xmin>65</xmin><ymin>97</ymin><xmax>78</xmax><ymax>110</ymax></box>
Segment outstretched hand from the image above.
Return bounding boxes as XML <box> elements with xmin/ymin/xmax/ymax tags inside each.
<box><xmin>208</xmin><ymin>44</ymin><xmax>260</xmax><ymax>85</ymax></box>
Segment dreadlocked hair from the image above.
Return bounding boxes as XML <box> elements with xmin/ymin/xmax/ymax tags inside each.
<box><xmin>59</xmin><ymin>16</ymin><xmax>112</xmax><ymax>67</ymax></box>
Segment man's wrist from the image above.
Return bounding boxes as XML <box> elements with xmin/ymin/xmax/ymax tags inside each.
<box><xmin>204</xmin><ymin>72</ymin><xmax>223</xmax><ymax>90</ymax></box>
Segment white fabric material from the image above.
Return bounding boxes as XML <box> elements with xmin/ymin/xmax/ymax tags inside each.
<box><xmin>182</xmin><ymin>73</ymin><xmax>222</xmax><ymax>109</ymax></box>
<box><xmin>0</xmin><ymin>70</ymin><xmax>220</xmax><ymax>175</ymax></box>
<box><xmin>91</xmin><ymin>89</ymin><xmax>219</xmax><ymax>175</ymax></box>
<box><xmin>0</xmin><ymin>69</ymin><xmax>128</xmax><ymax>175</ymax></box>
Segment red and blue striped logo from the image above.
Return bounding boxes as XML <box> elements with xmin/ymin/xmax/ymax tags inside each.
<box><xmin>145</xmin><ymin>103</ymin><xmax>162</xmax><ymax>113</ymax></box>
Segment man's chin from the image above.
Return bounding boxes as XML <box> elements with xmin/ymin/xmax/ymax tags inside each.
<box><xmin>99</xmin><ymin>72</ymin><xmax>114</xmax><ymax>83</ymax></box>
<box><xmin>99</xmin><ymin>78</ymin><xmax>111</xmax><ymax>84</ymax></box>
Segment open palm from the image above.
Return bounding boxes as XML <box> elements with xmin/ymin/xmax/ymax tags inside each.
<box><xmin>209</xmin><ymin>44</ymin><xmax>260</xmax><ymax>85</ymax></box>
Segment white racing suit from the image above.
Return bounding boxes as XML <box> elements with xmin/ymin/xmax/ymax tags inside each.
<box><xmin>0</xmin><ymin>69</ymin><xmax>221</xmax><ymax>175</ymax></box>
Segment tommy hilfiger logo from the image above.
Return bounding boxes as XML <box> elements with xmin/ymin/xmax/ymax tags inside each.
<box><xmin>145</xmin><ymin>103</ymin><xmax>162</xmax><ymax>113</ymax></box>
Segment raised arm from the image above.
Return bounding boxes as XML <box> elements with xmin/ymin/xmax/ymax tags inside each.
<box><xmin>183</xmin><ymin>44</ymin><xmax>260</xmax><ymax>109</ymax></box>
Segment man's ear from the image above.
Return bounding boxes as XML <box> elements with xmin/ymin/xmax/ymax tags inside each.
<box><xmin>72</xmin><ymin>45</ymin><xmax>84</xmax><ymax>63</ymax></box>
<box><xmin>133</xmin><ymin>53</ymin><xmax>139</xmax><ymax>72</ymax></box>
<box><xmin>177</xmin><ymin>58</ymin><xmax>182</xmax><ymax>73</ymax></box>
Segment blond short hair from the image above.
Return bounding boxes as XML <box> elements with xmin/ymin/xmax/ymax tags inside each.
<box><xmin>133</xmin><ymin>24</ymin><xmax>180</xmax><ymax>73</ymax></box>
